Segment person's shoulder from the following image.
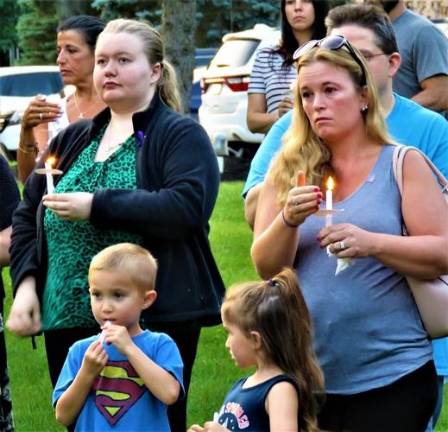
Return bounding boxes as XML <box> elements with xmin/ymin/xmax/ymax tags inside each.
<box><xmin>158</xmin><ymin>109</ymin><xmax>210</xmax><ymax>142</ymax></box>
<box><xmin>139</xmin><ymin>329</ymin><xmax>176</xmax><ymax>347</ymax></box>
<box><xmin>401</xmin><ymin>10</ymin><xmax>445</xmax><ymax>36</ymax></box>
<box><xmin>395</xmin><ymin>94</ymin><xmax>447</xmax><ymax>125</ymax></box>
<box><xmin>254</xmin><ymin>47</ymin><xmax>283</xmax><ymax>63</ymax></box>
<box><xmin>56</xmin><ymin>118</ymin><xmax>92</xmax><ymax>141</ymax></box>
<box><xmin>400</xmin><ymin>9</ymin><xmax>428</xmax><ymax>26</ymax></box>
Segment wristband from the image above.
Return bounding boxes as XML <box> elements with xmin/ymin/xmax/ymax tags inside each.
<box><xmin>281</xmin><ymin>208</ymin><xmax>299</xmax><ymax>228</ymax></box>
<box><xmin>18</xmin><ymin>144</ymin><xmax>38</xmax><ymax>154</ymax></box>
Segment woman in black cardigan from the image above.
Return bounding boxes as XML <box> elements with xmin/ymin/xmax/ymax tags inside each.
<box><xmin>7</xmin><ymin>19</ymin><xmax>224</xmax><ymax>432</ymax></box>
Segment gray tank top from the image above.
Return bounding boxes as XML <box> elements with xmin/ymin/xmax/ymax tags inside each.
<box><xmin>296</xmin><ymin>144</ymin><xmax>432</xmax><ymax>394</ymax></box>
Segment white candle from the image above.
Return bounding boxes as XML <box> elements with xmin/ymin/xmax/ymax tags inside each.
<box><xmin>99</xmin><ymin>320</ymin><xmax>112</xmax><ymax>344</ymax></box>
<box><xmin>45</xmin><ymin>157</ymin><xmax>55</xmax><ymax>195</ymax></box>
<box><xmin>325</xmin><ymin>176</ymin><xmax>334</xmax><ymax>227</ymax></box>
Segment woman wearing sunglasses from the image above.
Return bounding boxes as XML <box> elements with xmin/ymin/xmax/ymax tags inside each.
<box><xmin>251</xmin><ymin>35</ymin><xmax>447</xmax><ymax>431</ymax></box>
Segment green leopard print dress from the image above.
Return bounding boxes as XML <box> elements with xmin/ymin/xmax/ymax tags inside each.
<box><xmin>42</xmin><ymin>127</ymin><xmax>143</xmax><ymax>331</ymax></box>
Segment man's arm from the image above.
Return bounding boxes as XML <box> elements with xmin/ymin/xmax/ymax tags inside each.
<box><xmin>413</xmin><ymin>75</ymin><xmax>448</xmax><ymax>112</ymax></box>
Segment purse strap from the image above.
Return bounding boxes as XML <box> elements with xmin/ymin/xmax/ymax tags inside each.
<box><xmin>392</xmin><ymin>145</ymin><xmax>448</xmax><ymax>235</ymax></box>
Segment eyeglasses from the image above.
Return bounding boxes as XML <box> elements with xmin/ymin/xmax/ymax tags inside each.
<box><xmin>293</xmin><ymin>35</ymin><xmax>367</xmax><ymax>85</ymax></box>
<box><xmin>362</xmin><ymin>52</ymin><xmax>387</xmax><ymax>61</ymax></box>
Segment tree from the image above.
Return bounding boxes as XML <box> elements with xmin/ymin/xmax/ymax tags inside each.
<box><xmin>91</xmin><ymin>0</ymin><xmax>160</xmax><ymax>22</ymax></box>
<box><xmin>0</xmin><ymin>0</ymin><xmax>20</xmax><ymax>65</ymax></box>
<box><xmin>162</xmin><ymin>0</ymin><xmax>197</xmax><ymax>113</ymax></box>
<box><xmin>58</xmin><ymin>0</ymin><xmax>97</xmax><ymax>20</ymax></box>
<box><xmin>196</xmin><ymin>0</ymin><xmax>279</xmax><ymax>46</ymax></box>
<box><xmin>16</xmin><ymin>0</ymin><xmax>59</xmax><ymax>65</ymax></box>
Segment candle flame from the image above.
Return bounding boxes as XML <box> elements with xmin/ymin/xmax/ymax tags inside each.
<box><xmin>327</xmin><ymin>176</ymin><xmax>335</xmax><ymax>191</ymax></box>
<box><xmin>46</xmin><ymin>156</ymin><xmax>56</xmax><ymax>167</ymax></box>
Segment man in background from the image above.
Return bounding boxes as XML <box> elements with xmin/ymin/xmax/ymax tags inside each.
<box><xmin>380</xmin><ymin>0</ymin><xmax>448</xmax><ymax>115</ymax></box>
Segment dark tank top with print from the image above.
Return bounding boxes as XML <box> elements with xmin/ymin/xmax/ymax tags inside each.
<box><xmin>216</xmin><ymin>374</ymin><xmax>298</xmax><ymax>431</ymax></box>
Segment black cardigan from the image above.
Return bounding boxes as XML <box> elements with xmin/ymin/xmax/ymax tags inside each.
<box><xmin>11</xmin><ymin>94</ymin><xmax>225</xmax><ymax>326</ymax></box>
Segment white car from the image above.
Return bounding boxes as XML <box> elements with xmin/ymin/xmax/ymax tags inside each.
<box><xmin>0</xmin><ymin>65</ymin><xmax>65</xmax><ymax>159</ymax></box>
<box><xmin>199</xmin><ymin>24</ymin><xmax>280</xmax><ymax>158</ymax></box>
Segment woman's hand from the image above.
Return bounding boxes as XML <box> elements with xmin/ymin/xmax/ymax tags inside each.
<box><xmin>21</xmin><ymin>96</ymin><xmax>61</xmax><ymax>130</ymax></box>
<box><xmin>283</xmin><ymin>172</ymin><xmax>321</xmax><ymax>227</ymax></box>
<box><xmin>278</xmin><ymin>95</ymin><xmax>293</xmax><ymax>118</ymax></box>
<box><xmin>7</xmin><ymin>277</ymin><xmax>41</xmax><ymax>336</ymax></box>
<box><xmin>43</xmin><ymin>192</ymin><xmax>93</xmax><ymax>221</ymax></box>
<box><xmin>80</xmin><ymin>340</ymin><xmax>108</xmax><ymax>379</ymax></box>
<box><xmin>318</xmin><ymin>223</ymin><xmax>374</xmax><ymax>258</ymax></box>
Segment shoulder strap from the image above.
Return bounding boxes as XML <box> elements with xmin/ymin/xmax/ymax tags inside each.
<box><xmin>392</xmin><ymin>145</ymin><xmax>448</xmax><ymax>235</ymax></box>
<box><xmin>392</xmin><ymin>145</ymin><xmax>448</xmax><ymax>196</ymax></box>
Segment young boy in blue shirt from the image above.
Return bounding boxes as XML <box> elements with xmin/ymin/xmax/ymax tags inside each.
<box><xmin>53</xmin><ymin>243</ymin><xmax>184</xmax><ymax>431</ymax></box>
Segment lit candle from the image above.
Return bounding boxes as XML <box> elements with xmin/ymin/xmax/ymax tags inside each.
<box><xmin>45</xmin><ymin>157</ymin><xmax>55</xmax><ymax>195</ymax></box>
<box><xmin>326</xmin><ymin>176</ymin><xmax>335</xmax><ymax>227</ymax></box>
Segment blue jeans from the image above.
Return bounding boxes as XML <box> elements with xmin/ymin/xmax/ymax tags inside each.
<box><xmin>425</xmin><ymin>376</ymin><xmax>445</xmax><ymax>432</ymax></box>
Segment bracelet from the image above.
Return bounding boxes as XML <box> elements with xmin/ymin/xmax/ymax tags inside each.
<box><xmin>281</xmin><ymin>208</ymin><xmax>299</xmax><ymax>228</ymax></box>
<box><xmin>18</xmin><ymin>144</ymin><xmax>38</xmax><ymax>154</ymax></box>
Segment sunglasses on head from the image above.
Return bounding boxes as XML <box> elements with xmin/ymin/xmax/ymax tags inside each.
<box><xmin>293</xmin><ymin>35</ymin><xmax>367</xmax><ymax>86</ymax></box>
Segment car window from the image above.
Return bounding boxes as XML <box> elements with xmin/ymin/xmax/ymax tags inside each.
<box><xmin>195</xmin><ymin>48</ymin><xmax>217</xmax><ymax>68</ymax></box>
<box><xmin>0</xmin><ymin>72</ymin><xmax>63</xmax><ymax>97</ymax></box>
<box><xmin>210</xmin><ymin>39</ymin><xmax>260</xmax><ymax>68</ymax></box>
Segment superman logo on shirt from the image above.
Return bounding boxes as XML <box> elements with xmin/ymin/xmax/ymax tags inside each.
<box><xmin>92</xmin><ymin>361</ymin><xmax>146</xmax><ymax>426</ymax></box>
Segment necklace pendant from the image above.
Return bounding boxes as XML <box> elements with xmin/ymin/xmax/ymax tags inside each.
<box><xmin>78</xmin><ymin>113</ymin><xmax>84</xmax><ymax>119</ymax></box>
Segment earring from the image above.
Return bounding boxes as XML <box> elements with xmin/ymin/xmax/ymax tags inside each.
<box><xmin>361</xmin><ymin>105</ymin><xmax>368</xmax><ymax>112</ymax></box>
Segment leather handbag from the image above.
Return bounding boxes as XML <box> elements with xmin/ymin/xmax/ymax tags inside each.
<box><xmin>392</xmin><ymin>145</ymin><xmax>448</xmax><ymax>339</ymax></box>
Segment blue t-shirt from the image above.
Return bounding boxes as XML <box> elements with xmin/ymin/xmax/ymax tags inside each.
<box><xmin>53</xmin><ymin>330</ymin><xmax>184</xmax><ymax>431</ymax></box>
<box><xmin>243</xmin><ymin>94</ymin><xmax>448</xmax><ymax>376</ymax></box>
<box><xmin>392</xmin><ymin>10</ymin><xmax>448</xmax><ymax>100</ymax></box>
<box><xmin>216</xmin><ymin>375</ymin><xmax>298</xmax><ymax>431</ymax></box>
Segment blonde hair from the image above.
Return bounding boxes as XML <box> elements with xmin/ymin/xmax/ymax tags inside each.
<box><xmin>222</xmin><ymin>268</ymin><xmax>324</xmax><ymax>432</ymax></box>
<box><xmin>101</xmin><ymin>18</ymin><xmax>181</xmax><ymax>112</ymax></box>
<box><xmin>269</xmin><ymin>46</ymin><xmax>391</xmax><ymax>205</ymax></box>
<box><xmin>89</xmin><ymin>243</ymin><xmax>158</xmax><ymax>294</ymax></box>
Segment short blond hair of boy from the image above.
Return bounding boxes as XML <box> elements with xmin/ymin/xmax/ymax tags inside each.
<box><xmin>89</xmin><ymin>243</ymin><xmax>158</xmax><ymax>293</ymax></box>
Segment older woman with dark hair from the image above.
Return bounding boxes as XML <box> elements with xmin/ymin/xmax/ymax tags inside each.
<box><xmin>17</xmin><ymin>15</ymin><xmax>105</xmax><ymax>182</ymax></box>
<box><xmin>252</xmin><ymin>36</ymin><xmax>448</xmax><ymax>431</ymax></box>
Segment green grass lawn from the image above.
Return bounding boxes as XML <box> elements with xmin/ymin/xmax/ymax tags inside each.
<box><xmin>3</xmin><ymin>181</ymin><xmax>448</xmax><ymax>431</ymax></box>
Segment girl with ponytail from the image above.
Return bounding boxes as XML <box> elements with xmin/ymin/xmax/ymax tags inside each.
<box><xmin>189</xmin><ymin>268</ymin><xmax>324</xmax><ymax>432</ymax></box>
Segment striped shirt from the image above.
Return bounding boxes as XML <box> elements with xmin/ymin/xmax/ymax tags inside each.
<box><xmin>248</xmin><ymin>48</ymin><xmax>297</xmax><ymax>113</ymax></box>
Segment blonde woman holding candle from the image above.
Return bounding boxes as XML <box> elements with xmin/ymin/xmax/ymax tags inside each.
<box><xmin>8</xmin><ymin>19</ymin><xmax>224</xmax><ymax>432</ymax></box>
<box><xmin>251</xmin><ymin>36</ymin><xmax>448</xmax><ymax>431</ymax></box>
